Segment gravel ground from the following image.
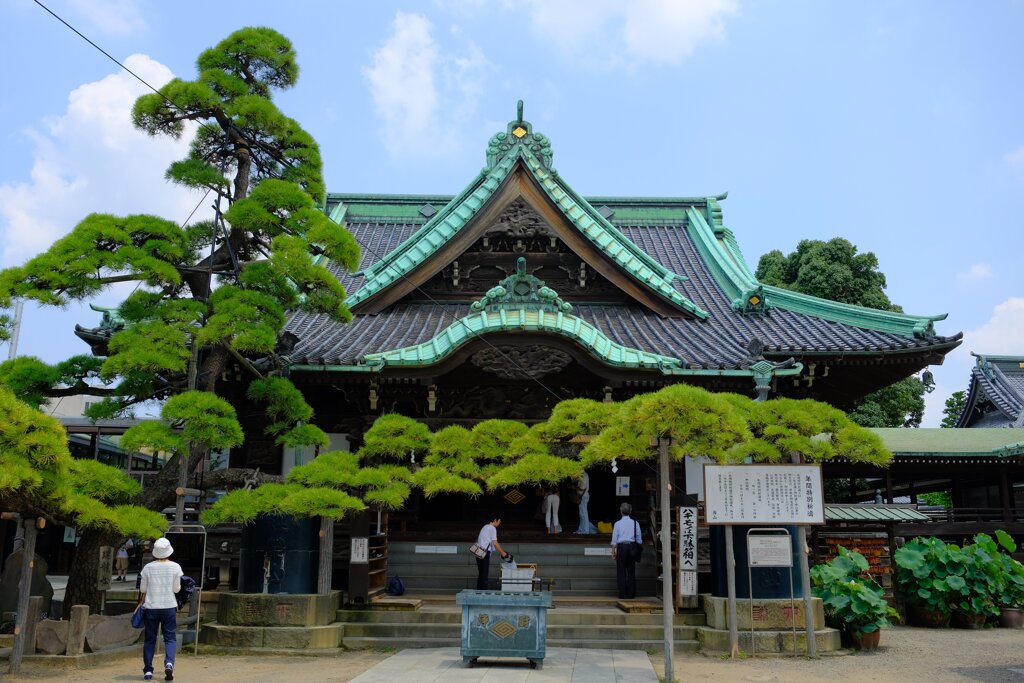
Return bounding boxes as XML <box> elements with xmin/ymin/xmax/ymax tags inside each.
<box><xmin>8</xmin><ymin>626</ymin><xmax>1024</xmax><ymax>682</ymax></box>
<box><xmin>652</xmin><ymin>626</ymin><xmax>1024</xmax><ymax>683</ymax></box>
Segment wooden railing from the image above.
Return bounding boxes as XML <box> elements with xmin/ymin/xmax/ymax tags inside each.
<box><xmin>918</xmin><ymin>506</ymin><xmax>1024</xmax><ymax>524</ymax></box>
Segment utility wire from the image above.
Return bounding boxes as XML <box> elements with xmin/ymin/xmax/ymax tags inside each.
<box><xmin>32</xmin><ymin>0</ymin><xmax>570</xmax><ymax>405</ymax></box>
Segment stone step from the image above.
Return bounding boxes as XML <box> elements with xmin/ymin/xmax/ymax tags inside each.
<box><xmin>341</xmin><ymin>635</ymin><xmax>700</xmax><ymax>652</ymax></box>
<box><xmin>398</xmin><ymin>587</ymin><xmax>659</xmax><ymax>600</ymax></box>
<box><xmin>341</xmin><ymin>621</ymin><xmax>699</xmax><ymax>640</ymax></box>
<box><xmin>388</xmin><ymin>558</ymin><xmax>656</xmax><ymax>577</ymax></box>
<box><xmin>391</xmin><ymin>575</ymin><xmax>658</xmax><ymax>592</ymax></box>
<box><xmin>336</xmin><ymin>609</ymin><xmax>706</xmax><ymax>626</ymax></box>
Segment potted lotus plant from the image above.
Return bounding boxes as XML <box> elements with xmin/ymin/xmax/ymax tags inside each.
<box><xmin>811</xmin><ymin>546</ymin><xmax>898</xmax><ymax>650</ymax></box>
<box><xmin>894</xmin><ymin>536</ymin><xmax>962</xmax><ymax>627</ymax></box>
<box><xmin>990</xmin><ymin>531</ymin><xmax>1024</xmax><ymax>628</ymax></box>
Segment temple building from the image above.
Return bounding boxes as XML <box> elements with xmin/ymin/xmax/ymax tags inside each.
<box><xmin>72</xmin><ymin>105</ymin><xmax>970</xmax><ymax>599</ymax></box>
<box><xmin>217</xmin><ymin>106</ymin><xmax>961</xmax><ymax>467</ymax></box>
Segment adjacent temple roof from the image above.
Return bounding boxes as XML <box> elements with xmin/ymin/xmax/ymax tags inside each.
<box><xmin>283</xmin><ymin>103</ymin><xmax>960</xmax><ymax>393</ymax></box>
<box><xmin>956</xmin><ymin>354</ymin><xmax>1024</xmax><ymax>428</ymax></box>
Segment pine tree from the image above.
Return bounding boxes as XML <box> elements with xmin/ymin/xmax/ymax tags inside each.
<box><xmin>0</xmin><ymin>27</ymin><xmax>356</xmax><ymax>612</ymax></box>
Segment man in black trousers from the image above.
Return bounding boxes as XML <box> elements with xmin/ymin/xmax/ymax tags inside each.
<box><xmin>610</xmin><ymin>503</ymin><xmax>641</xmax><ymax>599</ymax></box>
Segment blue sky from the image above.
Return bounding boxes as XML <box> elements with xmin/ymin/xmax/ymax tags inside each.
<box><xmin>0</xmin><ymin>0</ymin><xmax>1021</xmax><ymax>424</ymax></box>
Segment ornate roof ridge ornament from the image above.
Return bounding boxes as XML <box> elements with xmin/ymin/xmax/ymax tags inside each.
<box><xmin>470</xmin><ymin>257</ymin><xmax>572</xmax><ymax>313</ymax></box>
<box><xmin>486</xmin><ymin>100</ymin><xmax>553</xmax><ymax>170</ymax></box>
<box><xmin>740</xmin><ymin>337</ymin><xmax>799</xmax><ymax>401</ymax></box>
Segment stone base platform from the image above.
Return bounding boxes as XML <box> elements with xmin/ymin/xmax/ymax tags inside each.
<box><xmin>696</xmin><ymin>625</ymin><xmax>841</xmax><ymax>653</ymax></box>
<box><xmin>199</xmin><ymin>622</ymin><xmax>344</xmax><ymax>649</ymax></box>
<box><xmin>696</xmin><ymin>595</ymin><xmax>840</xmax><ymax>653</ymax></box>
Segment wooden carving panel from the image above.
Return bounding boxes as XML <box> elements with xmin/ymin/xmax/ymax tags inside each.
<box><xmin>470</xmin><ymin>345</ymin><xmax>573</xmax><ymax>379</ymax></box>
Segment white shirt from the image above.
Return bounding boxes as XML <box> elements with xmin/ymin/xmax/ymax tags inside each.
<box><xmin>140</xmin><ymin>560</ymin><xmax>183</xmax><ymax>609</ymax></box>
<box><xmin>476</xmin><ymin>523</ymin><xmax>498</xmax><ymax>552</ymax></box>
<box><xmin>611</xmin><ymin>516</ymin><xmax>641</xmax><ymax>546</ymax></box>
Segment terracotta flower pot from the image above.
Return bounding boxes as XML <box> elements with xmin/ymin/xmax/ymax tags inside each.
<box><xmin>951</xmin><ymin>611</ymin><xmax>987</xmax><ymax>629</ymax></box>
<box><xmin>906</xmin><ymin>604</ymin><xmax>950</xmax><ymax>628</ymax></box>
<box><xmin>999</xmin><ymin>607</ymin><xmax>1024</xmax><ymax>629</ymax></box>
<box><xmin>850</xmin><ymin>629</ymin><xmax>881</xmax><ymax>651</ymax></box>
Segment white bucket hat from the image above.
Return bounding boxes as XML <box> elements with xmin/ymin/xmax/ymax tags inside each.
<box><xmin>152</xmin><ymin>537</ymin><xmax>174</xmax><ymax>559</ymax></box>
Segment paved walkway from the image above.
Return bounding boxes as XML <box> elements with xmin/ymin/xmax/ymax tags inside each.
<box><xmin>350</xmin><ymin>647</ymin><xmax>658</xmax><ymax>683</ymax></box>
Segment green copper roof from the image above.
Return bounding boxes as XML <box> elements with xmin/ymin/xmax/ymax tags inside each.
<box><xmin>360</xmin><ymin>307</ymin><xmax>684</xmax><ymax>372</ymax></box>
<box><xmin>869</xmin><ymin>428</ymin><xmax>1024</xmax><ymax>457</ymax></box>
<box><xmin>342</xmin><ymin>105</ymin><xmax>707</xmax><ymax>319</ymax></box>
<box><xmin>685</xmin><ymin>207</ymin><xmax>947</xmax><ymax>338</ymax></box>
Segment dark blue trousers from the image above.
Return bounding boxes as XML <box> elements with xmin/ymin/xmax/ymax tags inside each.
<box><xmin>142</xmin><ymin>606</ymin><xmax>177</xmax><ymax>674</ymax></box>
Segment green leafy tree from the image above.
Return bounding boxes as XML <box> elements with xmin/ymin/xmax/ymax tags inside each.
<box><xmin>0</xmin><ymin>27</ymin><xmax>356</xmax><ymax>611</ymax></box>
<box><xmin>941</xmin><ymin>390</ymin><xmax>967</xmax><ymax>428</ymax></box>
<box><xmin>0</xmin><ymin>388</ymin><xmax>165</xmax><ymax>669</ymax></box>
<box><xmin>203</xmin><ymin>415</ymin><xmax>419</xmax><ymax>593</ymax></box>
<box><xmin>756</xmin><ymin>237</ymin><xmax>925</xmax><ymax>427</ymax></box>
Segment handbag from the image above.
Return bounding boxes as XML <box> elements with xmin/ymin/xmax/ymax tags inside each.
<box><xmin>469</xmin><ymin>543</ymin><xmax>488</xmax><ymax>560</ymax></box>
<box><xmin>630</xmin><ymin>521</ymin><xmax>644</xmax><ymax>562</ymax></box>
<box><xmin>131</xmin><ymin>604</ymin><xmax>146</xmax><ymax>629</ymax></box>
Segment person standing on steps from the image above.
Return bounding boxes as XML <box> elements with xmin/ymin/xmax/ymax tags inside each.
<box><xmin>611</xmin><ymin>503</ymin><xmax>641</xmax><ymax>600</ymax></box>
<box><xmin>575</xmin><ymin>470</ymin><xmax>597</xmax><ymax>534</ymax></box>
<box><xmin>543</xmin><ymin>485</ymin><xmax>561</xmax><ymax>534</ymax></box>
<box><xmin>476</xmin><ymin>515</ymin><xmax>510</xmax><ymax>590</ymax></box>
<box><xmin>137</xmin><ymin>537</ymin><xmax>183</xmax><ymax>681</ymax></box>
<box><xmin>116</xmin><ymin>538</ymin><xmax>134</xmax><ymax>582</ymax></box>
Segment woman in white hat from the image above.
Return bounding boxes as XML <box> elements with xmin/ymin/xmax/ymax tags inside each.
<box><xmin>136</xmin><ymin>537</ymin><xmax>183</xmax><ymax>681</ymax></box>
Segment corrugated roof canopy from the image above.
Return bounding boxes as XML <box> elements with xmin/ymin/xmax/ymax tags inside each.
<box><xmin>825</xmin><ymin>505</ymin><xmax>930</xmax><ymax>523</ymax></box>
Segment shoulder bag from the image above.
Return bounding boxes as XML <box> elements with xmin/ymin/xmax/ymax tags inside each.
<box><xmin>469</xmin><ymin>543</ymin><xmax>488</xmax><ymax>559</ymax></box>
<box><xmin>630</xmin><ymin>520</ymin><xmax>644</xmax><ymax>562</ymax></box>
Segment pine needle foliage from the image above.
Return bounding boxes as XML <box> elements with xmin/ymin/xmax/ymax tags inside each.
<box><xmin>357</xmin><ymin>414</ymin><xmax>431</xmax><ymax>462</ymax></box>
<box><xmin>471</xmin><ymin>420</ymin><xmax>529</xmax><ymax>462</ymax></box>
<box><xmin>532</xmin><ymin>398</ymin><xmax>618</xmax><ymax>442</ymax></box>
<box><xmin>0</xmin><ymin>388</ymin><xmax>165</xmax><ymax>538</ymax></box>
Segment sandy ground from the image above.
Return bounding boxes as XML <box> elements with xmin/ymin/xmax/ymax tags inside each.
<box><xmin>653</xmin><ymin>626</ymin><xmax>1024</xmax><ymax>683</ymax></box>
<box><xmin>7</xmin><ymin>626</ymin><xmax>1024</xmax><ymax>682</ymax></box>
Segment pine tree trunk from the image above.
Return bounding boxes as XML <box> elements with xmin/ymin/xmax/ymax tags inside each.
<box><xmin>63</xmin><ymin>527</ymin><xmax>118</xmax><ymax>618</ymax></box>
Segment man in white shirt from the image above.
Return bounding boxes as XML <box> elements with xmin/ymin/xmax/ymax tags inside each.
<box><xmin>475</xmin><ymin>515</ymin><xmax>509</xmax><ymax>590</ymax></box>
<box><xmin>610</xmin><ymin>503</ymin><xmax>642</xmax><ymax>599</ymax></box>
<box><xmin>136</xmin><ymin>538</ymin><xmax>183</xmax><ymax>681</ymax></box>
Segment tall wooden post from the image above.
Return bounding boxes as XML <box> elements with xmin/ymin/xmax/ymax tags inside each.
<box><xmin>725</xmin><ymin>525</ymin><xmax>738</xmax><ymax>657</ymax></box>
<box><xmin>318</xmin><ymin>517</ymin><xmax>335</xmax><ymax>595</ymax></box>
<box><xmin>792</xmin><ymin>453</ymin><xmax>816</xmax><ymax>657</ymax></box>
<box><xmin>8</xmin><ymin>516</ymin><xmax>41</xmax><ymax>675</ymax></box>
<box><xmin>658</xmin><ymin>438</ymin><xmax>674</xmax><ymax>682</ymax></box>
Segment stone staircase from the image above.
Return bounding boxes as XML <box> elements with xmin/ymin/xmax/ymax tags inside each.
<box><xmin>337</xmin><ymin>605</ymin><xmax>703</xmax><ymax>652</ymax></box>
<box><xmin>387</xmin><ymin>540</ymin><xmax>658</xmax><ymax>598</ymax></box>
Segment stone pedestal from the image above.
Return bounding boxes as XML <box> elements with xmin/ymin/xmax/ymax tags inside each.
<box><xmin>200</xmin><ymin>591</ymin><xmax>343</xmax><ymax>651</ymax></box>
<box><xmin>697</xmin><ymin>595</ymin><xmax>840</xmax><ymax>654</ymax></box>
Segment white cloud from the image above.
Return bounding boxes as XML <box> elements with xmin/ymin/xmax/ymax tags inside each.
<box><xmin>68</xmin><ymin>0</ymin><xmax>146</xmax><ymax>36</ymax></box>
<box><xmin>363</xmin><ymin>12</ymin><xmax>490</xmax><ymax>158</ymax></box>
<box><xmin>1006</xmin><ymin>145</ymin><xmax>1024</xmax><ymax>171</ymax></box>
<box><xmin>0</xmin><ymin>54</ymin><xmax>202</xmax><ymax>267</ymax></box>
<box><xmin>922</xmin><ymin>297</ymin><xmax>1024</xmax><ymax>425</ymax></box>
<box><xmin>514</xmin><ymin>0</ymin><xmax>738</xmax><ymax>67</ymax></box>
<box><xmin>955</xmin><ymin>262</ymin><xmax>993</xmax><ymax>282</ymax></box>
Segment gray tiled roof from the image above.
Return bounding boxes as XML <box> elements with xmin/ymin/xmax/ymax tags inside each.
<box><xmin>959</xmin><ymin>357</ymin><xmax>1024</xmax><ymax>427</ymax></box>
<box><xmin>287</xmin><ymin>221</ymin><xmax>959</xmax><ymax>368</ymax></box>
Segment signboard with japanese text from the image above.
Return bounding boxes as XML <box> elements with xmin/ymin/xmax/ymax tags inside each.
<box><xmin>350</xmin><ymin>537</ymin><xmax>369</xmax><ymax>564</ymax></box>
<box><xmin>748</xmin><ymin>535</ymin><xmax>793</xmax><ymax>567</ymax></box>
<box><xmin>679</xmin><ymin>569</ymin><xmax>698</xmax><ymax>596</ymax></box>
<box><xmin>703</xmin><ymin>464</ymin><xmax>825</xmax><ymax>525</ymax></box>
<box><xmin>678</xmin><ymin>507</ymin><xmax>698</xmax><ymax>571</ymax></box>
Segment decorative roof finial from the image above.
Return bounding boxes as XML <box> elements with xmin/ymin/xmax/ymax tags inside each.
<box><xmin>486</xmin><ymin>101</ymin><xmax>553</xmax><ymax>170</ymax></box>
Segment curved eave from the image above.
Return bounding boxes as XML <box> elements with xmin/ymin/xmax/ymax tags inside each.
<box><xmin>358</xmin><ymin>308</ymin><xmax>685</xmax><ymax>372</ymax></box>
<box><xmin>685</xmin><ymin>207</ymin><xmax>951</xmax><ymax>339</ymax></box>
